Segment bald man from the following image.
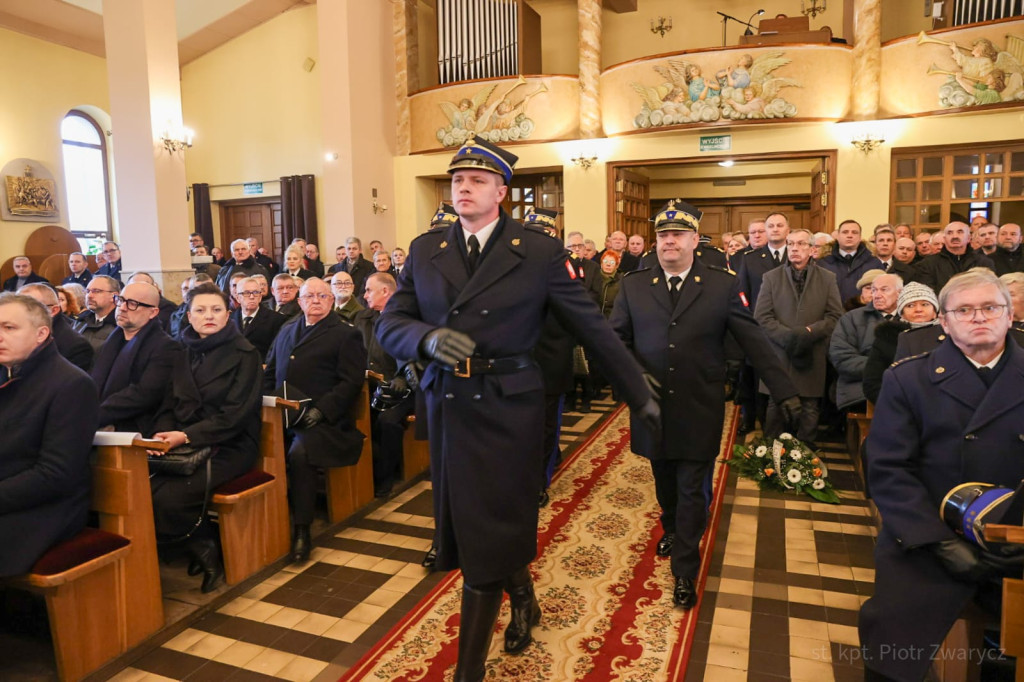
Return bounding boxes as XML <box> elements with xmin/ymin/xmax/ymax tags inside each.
<box><xmin>91</xmin><ymin>282</ymin><xmax>182</xmax><ymax>434</ymax></box>
<box><xmin>992</xmin><ymin>223</ymin><xmax>1023</xmax><ymax>275</ymax></box>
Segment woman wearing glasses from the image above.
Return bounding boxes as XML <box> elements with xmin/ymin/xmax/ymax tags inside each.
<box><xmin>148</xmin><ymin>282</ymin><xmax>262</xmax><ymax>592</ymax></box>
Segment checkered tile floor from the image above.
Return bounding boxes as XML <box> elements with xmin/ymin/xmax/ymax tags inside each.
<box><xmin>1</xmin><ymin>399</ymin><xmax>879</xmax><ymax>681</ymax></box>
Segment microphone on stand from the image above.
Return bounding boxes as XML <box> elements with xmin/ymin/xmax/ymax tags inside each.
<box><xmin>743</xmin><ymin>9</ymin><xmax>765</xmax><ymax>36</ymax></box>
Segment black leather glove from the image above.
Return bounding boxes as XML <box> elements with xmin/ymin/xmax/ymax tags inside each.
<box><xmin>419</xmin><ymin>328</ymin><xmax>476</xmax><ymax>368</ymax></box>
<box><xmin>642</xmin><ymin>373</ymin><xmax>661</xmax><ymax>400</ymax></box>
<box><xmin>401</xmin><ymin>361</ymin><xmax>422</xmax><ymax>391</ymax></box>
<box><xmin>779</xmin><ymin>396</ymin><xmax>802</xmax><ymax>426</ymax></box>
<box><xmin>790</xmin><ymin>328</ymin><xmax>816</xmax><ymax>355</ymax></box>
<box><xmin>635</xmin><ymin>398</ymin><xmax>661</xmax><ymax>434</ymax></box>
<box><xmin>979</xmin><ymin>544</ymin><xmax>1024</xmax><ymax>575</ymax></box>
<box><xmin>724</xmin><ymin>362</ymin><xmax>741</xmax><ymax>402</ymax></box>
<box><xmin>298</xmin><ymin>407</ymin><xmax>324</xmax><ymax>429</ymax></box>
<box><xmin>389</xmin><ymin>375</ymin><xmax>409</xmax><ymax>394</ymax></box>
<box><xmin>929</xmin><ymin>538</ymin><xmax>994</xmax><ymax>583</ymax></box>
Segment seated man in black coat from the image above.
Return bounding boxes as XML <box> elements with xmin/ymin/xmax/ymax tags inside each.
<box><xmin>266</xmin><ymin>273</ymin><xmax>302</xmax><ymax>318</ymax></box>
<box><xmin>2</xmin><ymin>256</ymin><xmax>48</xmax><ymax>292</ymax></box>
<box><xmin>20</xmin><ymin>283</ymin><xmax>94</xmax><ymax>372</ymax></box>
<box><xmin>127</xmin><ymin>272</ymin><xmax>178</xmax><ymax>333</ymax></box>
<box><xmin>264</xmin><ymin>277</ymin><xmax>367</xmax><ymax>563</ymax></box>
<box><xmin>0</xmin><ymin>293</ymin><xmax>98</xmax><ymax>577</ymax></box>
<box><xmin>73</xmin><ymin>274</ymin><xmax>121</xmax><ymax>351</ymax></box>
<box><xmin>91</xmin><ymin>282</ymin><xmax>182</xmax><ymax>434</ymax></box>
<box><xmin>231</xmin><ymin>275</ymin><xmax>286</xmax><ymax>361</ymax></box>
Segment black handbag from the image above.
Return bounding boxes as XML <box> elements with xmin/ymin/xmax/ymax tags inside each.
<box><xmin>147</xmin><ymin>444</ymin><xmax>216</xmax><ymax>476</ymax></box>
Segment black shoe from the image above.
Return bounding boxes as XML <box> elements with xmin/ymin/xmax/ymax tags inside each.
<box><xmin>187</xmin><ymin>560</ymin><xmax>202</xmax><ymax>577</ymax></box>
<box><xmin>187</xmin><ymin>537</ymin><xmax>225</xmax><ymax>594</ymax></box>
<box><xmin>656</xmin><ymin>533</ymin><xmax>675</xmax><ymax>557</ymax></box>
<box><xmin>374</xmin><ymin>482</ymin><xmax>394</xmax><ymax>498</ymax></box>
<box><xmin>503</xmin><ymin>569</ymin><xmax>541</xmax><ymax>655</ymax></box>
<box><xmin>291</xmin><ymin>524</ymin><xmax>312</xmax><ymax>563</ymax></box>
<box><xmin>673</xmin><ymin>577</ymin><xmax>696</xmax><ymax>609</ymax></box>
<box><xmin>538</xmin><ymin>489</ymin><xmax>549</xmax><ymax>508</ymax></box>
<box><xmin>422</xmin><ymin>545</ymin><xmax>438</xmax><ymax>569</ymax></box>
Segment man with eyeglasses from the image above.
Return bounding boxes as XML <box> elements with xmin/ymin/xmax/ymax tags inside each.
<box><xmin>96</xmin><ymin>241</ymin><xmax>123</xmax><ymax>283</ymax></box>
<box><xmin>73</xmin><ymin>274</ymin><xmax>121</xmax><ymax>351</ymax></box>
<box><xmin>266</xmin><ymin>273</ymin><xmax>302</xmax><ymax>319</ymax></box>
<box><xmin>861</xmin><ymin>267</ymin><xmax>1024</xmax><ymax>682</ymax></box>
<box><xmin>20</xmin><ymin>283</ymin><xmax>94</xmax><ymax>372</ymax></box>
<box><xmin>62</xmin><ymin>252</ymin><xmax>93</xmax><ymax>286</ymax></box>
<box><xmin>231</xmin><ymin>276</ymin><xmax>286</xmax><ymax>361</ymax></box>
<box><xmin>90</xmin><ymin>282</ymin><xmax>182</xmax><ymax>434</ymax></box>
<box><xmin>264</xmin><ymin>277</ymin><xmax>367</xmax><ymax>563</ymax></box>
<box><xmin>565</xmin><ymin>231</ymin><xmax>602</xmax><ymax>304</ymax></box>
<box><xmin>331</xmin><ymin>271</ymin><xmax>363</xmax><ymax>322</ymax></box>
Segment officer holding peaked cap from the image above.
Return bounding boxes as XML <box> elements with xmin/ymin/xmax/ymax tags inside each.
<box><xmin>378</xmin><ymin>135</ymin><xmax>659</xmax><ymax>682</ymax></box>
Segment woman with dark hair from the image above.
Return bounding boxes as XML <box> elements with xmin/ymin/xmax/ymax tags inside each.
<box><xmin>148</xmin><ymin>282</ymin><xmax>262</xmax><ymax>592</ymax></box>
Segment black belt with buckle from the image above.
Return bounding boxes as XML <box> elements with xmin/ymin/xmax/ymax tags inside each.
<box><xmin>448</xmin><ymin>353</ymin><xmax>533</xmax><ymax>378</ymax></box>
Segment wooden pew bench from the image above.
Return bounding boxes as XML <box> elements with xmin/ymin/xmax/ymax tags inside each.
<box><xmin>402</xmin><ymin>414</ymin><xmax>430</xmax><ymax>481</ymax></box>
<box><xmin>325</xmin><ymin>380</ymin><xmax>375</xmax><ymax>523</ymax></box>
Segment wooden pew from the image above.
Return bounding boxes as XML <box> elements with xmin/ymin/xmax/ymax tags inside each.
<box><xmin>402</xmin><ymin>414</ymin><xmax>430</xmax><ymax>481</ymax></box>
<box><xmin>986</xmin><ymin>523</ymin><xmax>1024</xmax><ymax>681</ymax></box>
<box><xmin>91</xmin><ymin>433</ymin><xmax>166</xmax><ymax>648</ymax></box>
<box><xmin>325</xmin><ymin>380</ymin><xmax>375</xmax><ymax>523</ymax></box>
<box><xmin>259</xmin><ymin>396</ymin><xmax>299</xmax><ymax>564</ymax></box>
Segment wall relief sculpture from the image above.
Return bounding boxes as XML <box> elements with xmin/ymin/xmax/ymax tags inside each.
<box><xmin>917</xmin><ymin>31</ymin><xmax>1024</xmax><ymax>107</ymax></box>
<box><xmin>436</xmin><ymin>75</ymin><xmax>549</xmax><ymax>147</ymax></box>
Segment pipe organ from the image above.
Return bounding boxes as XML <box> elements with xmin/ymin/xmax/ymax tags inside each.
<box><xmin>951</xmin><ymin>0</ymin><xmax>1024</xmax><ymax>26</ymax></box>
<box><xmin>436</xmin><ymin>0</ymin><xmax>540</xmax><ymax>84</ymax></box>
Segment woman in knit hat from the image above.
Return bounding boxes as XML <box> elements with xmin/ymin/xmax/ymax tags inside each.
<box><xmin>862</xmin><ymin>281</ymin><xmax>939</xmax><ymax>404</ymax></box>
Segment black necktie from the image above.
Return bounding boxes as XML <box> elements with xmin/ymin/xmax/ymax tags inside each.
<box><xmin>668</xmin><ymin>275</ymin><xmax>682</xmax><ymax>306</ymax></box>
<box><xmin>467</xmin><ymin>234</ymin><xmax>480</xmax><ymax>273</ymax></box>
<box><xmin>243</xmin><ymin>316</ymin><xmax>253</xmax><ymax>330</ymax></box>
<box><xmin>772</xmin><ymin>251</ymin><xmax>780</xmax><ymax>266</ymax></box>
<box><xmin>977</xmin><ymin>366</ymin><xmax>994</xmax><ymax>387</ymax></box>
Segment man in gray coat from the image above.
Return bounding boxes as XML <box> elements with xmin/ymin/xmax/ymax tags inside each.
<box><xmin>754</xmin><ymin>229</ymin><xmax>844</xmax><ymax>442</ymax></box>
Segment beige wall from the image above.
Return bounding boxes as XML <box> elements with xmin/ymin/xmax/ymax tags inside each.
<box><xmin>0</xmin><ymin>27</ymin><xmax>109</xmax><ymax>258</ymax></box>
<box><xmin>881</xmin><ymin>1</ymin><xmax>932</xmax><ymax>43</ymax></box>
<box><xmin>653</xmin><ymin>176</ymin><xmax>811</xmax><ymax>199</ymax></box>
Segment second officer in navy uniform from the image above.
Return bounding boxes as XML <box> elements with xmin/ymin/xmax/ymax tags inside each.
<box><xmin>378</xmin><ymin>137</ymin><xmax>659</xmax><ymax>682</ymax></box>
<box><xmin>610</xmin><ymin>200</ymin><xmax>800</xmax><ymax>609</ymax></box>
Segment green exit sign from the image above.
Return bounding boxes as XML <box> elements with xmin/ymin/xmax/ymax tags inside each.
<box><xmin>243</xmin><ymin>182</ymin><xmax>263</xmax><ymax>195</ymax></box>
<box><xmin>699</xmin><ymin>135</ymin><xmax>731</xmax><ymax>152</ymax></box>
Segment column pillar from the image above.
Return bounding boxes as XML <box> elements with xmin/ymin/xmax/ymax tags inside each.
<box><xmin>851</xmin><ymin>0</ymin><xmax>882</xmax><ymax>119</ymax></box>
<box><xmin>578</xmin><ymin>0</ymin><xmax>603</xmax><ymax>139</ymax></box>
<box><xmin>102</xmin><ymin>0</ymin><xmax>192</xmax><ymax>295</ymax></box>
<box><xmin>395</xmin><ymin>0</ymin><xmax>417</xmax><ymax>156</ymax></box>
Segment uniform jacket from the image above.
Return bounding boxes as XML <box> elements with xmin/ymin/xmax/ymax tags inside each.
<box><xmin>829</xmin><ymin>303</ymin><xmax>887</xmax><ymax>409</ymax></box>
<box><xmin>91</xmin><ymin>320</ymin><xmax>182</xmax><ymax>434</ymax></box>
<box><xmin>894</xmin><ymin>323</ymin><xmax>1024</xmax><ymax>361</ymax></box>
<box><xmin>611</xmin><ymin>259</ymin><xmax>796</xmax><ymax>461</ymax></box>
<box><xmin>860</xmin><ymin>338</ymin><xmax>1024</xmax><ymax>681</ymax></box>
<box><xmin>735</xmin><ymin>245</ymin><xmax>784</xmax><ymax>308</ymax></box>
<box><xmin>96</xmin><ymin>259</ymin><xmax>122</xmax><ymax>283</ymax></box>
<box><xmin>377</xmin><ymin>211</ymin><xmax>650</xmax><ymax>585</ymax></box>
<box><xmin>0</xmin><ymin>341</ymin><xmax>98</xmax><ymax>577</ymax></box>
<box><xmin>51</xmin><ymin>311</ymin><xmax>94</xmax><ymax>372</ymax></box>
<box><xmin>754</xmin><ymin>262</ymin><xmax>843</xmax><ymax>397</ymax></box>
<box><xmin>910</xmin><ymin>246</ymin><xmax>995</xmax><ymax>293</ymax></box>
<box><xmin>72</xmin><ymin>309</ymin><xmax>118</xmax><ymax>352</ymax></box>
<box><xmin>231</xmin><ymin>306</ymin><xmax>286</xmax><ymax>362</ymax></box>
<box><xmin>62</xmin><ymin>270</ymin><xmax>93</xmax><ymax>286</ymax></box>
<box><xmin>819</xmin><ymin>242</ymin><xmax>884</xmax><ymax>302</ymax></box>
<box><xmin>2</xmin><ymin>272</ymin><xmax>48</xmax><ymax>292</ymax></box>
<box><xmin>263</xmin><ymin>313</ymin><xmax>367</xmax><ymax>467</ymax></box>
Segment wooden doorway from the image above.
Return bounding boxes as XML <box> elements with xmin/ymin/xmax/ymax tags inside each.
<box><xmin>220</xmin><ymin>199</ymin><xmax>284</xmax><ymax>263</ymax></box>
<box><xmin>613</xmin><ymin>169</ymin><xmax>651</xmax><ymax>244</ymax></box>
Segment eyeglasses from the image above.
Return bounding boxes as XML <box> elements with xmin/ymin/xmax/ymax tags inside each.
<box><xmin>238</xmin><ymin>291</ymin><xmax>262</xmax><ymax>298</ymax></box>
<box><xmin>85</xmin><ymin>288</ymin><xmax>113</xmax><ymax>295</ymax></box>
<box><xmin>943</xmin><ymin>304</ymin><xmax>1007</xmax><ymax>322</ymax></box>
<box><xmin>113</xmin><ymin>295</ymin><xmax>156</xmax><ymax>311</ymax></box>
<box><xmin>299</xmin><ymin>293</ymin><xmax>332</xmax><ymax>301</ymax></box>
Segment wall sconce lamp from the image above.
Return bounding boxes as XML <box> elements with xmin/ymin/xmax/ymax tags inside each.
<box><xmin>650</xmin><ymin>16</ymin><xmax>672</xmax><ymax>37</ymax></box>
<box><xmin>372</xmin><ymin>187</ymin><xmax>388</xmax><ymax>215</ymax></box>
<box><xmin>851</xmin><ymin>133</ymin><xmax>885</xmax><ymax>154</ymax></box>
<box><xmin>801</xmin><ymin>0</ymin><xmax>826</xmax><ymax>18</ymax></box>
<box><xmin>160</xmin><ymin>125</ymin><xmax>194</xmax><ymax>154</ymax></box>
<box><xmin>571</xmin><ymin>153</ymin><xmax>598</xmax><ymax>170</ymax></box>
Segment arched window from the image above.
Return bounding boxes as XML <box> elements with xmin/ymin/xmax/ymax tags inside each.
<box><xmin>61</xmin><ymin>110</ymin><xmax>111</xmax><ymax>241</ymax></box>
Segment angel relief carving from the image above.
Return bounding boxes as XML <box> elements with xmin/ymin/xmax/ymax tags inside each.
<box><xmin>917</xmin><ymin>32</ymin><xmax>1024</xmax><ymax>108</ymax></box>
<box><xmin>630</xmin><ymin>51</ymin><xmax>800</xmax><ymax>128</ymax></box>
<box><xmin>436</xmin><ymin>75</ymin><xmax>549</xmax><ymax>147</ymax></box>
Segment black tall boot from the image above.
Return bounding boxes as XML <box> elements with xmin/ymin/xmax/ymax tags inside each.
<box><xmin>291</xmin><ymin>524</ymin><xmax>311</xmax><ymax>563</ymax></box>
<box><xmin>186</xmin><ymin>524</ymin><xmax>225</xmax><ymax>594</ymax></box>
<box><xmin>454</xmin><ymin>583</ymin><xmax>502</xmax><ymax>682</ymax></box>
<box><xmin>503</xmin><ymin>566</ymin><xmax>541</xmax><ymax>654</ymax></box>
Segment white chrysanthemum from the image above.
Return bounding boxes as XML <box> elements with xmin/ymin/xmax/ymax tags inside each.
<box><xmin>812</xmin><ymin>479</ymin><xmax>825</xmax><ymax>490</ymax></box>
<box><xmin>787</xmin><ymin>469</ymin><xmax>802</xmax><ymax>483</ymax></box>
<box><xmin>779</xmin><ymin>433</ymin><xmax>793</xmax><ymax>440</ymax></box>
<box><xmin>754</xmin><ymin>446</ymin><xmax>768</xmax><ymax>458</ymax></box>
<box><xmin>790</xmin><ymin>449</ymin><xmax>802</xmax><ymax>461</ymax></box>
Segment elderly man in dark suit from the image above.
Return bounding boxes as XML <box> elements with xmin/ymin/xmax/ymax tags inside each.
<box><xmin>2</xmin><ymin>256</ymin><xmax>49</xmax><ymax>292</ymax></box>
<box><xmin>91</xmin><ymin>281</ymin><xmax>182</xmax><ymax>434</ymax></box>
<box><xmin>263</xmin><ymin>277</ymin><xmax>367</xmax><ymax>563</ymax></box>
<box><xmin>378</xmin><ymin>137</ymin><xmax>657</xmax><ymax>682</ymax></box>
<box><xmin>266</xmin><ymin>273</ymin><xmax>302</xmax><ymax>318</ymax></box>
<box><xmin>20</xmin><ymin>283</ymin><xmax>94</xmax><ymax>372</ymax></box>
<box><xmin>611</xmin><ymin>200</ymin><xmax>800</xmax><ymax>610</ymax></box>
<box><xmin>0</xmin><ymin>294</ymin><xmax>98</xmax><ymax>577</ymax></box>
<box><xmin>754</xmin><ymin>228</ymin><xmax>844</xmax><ymax>442</ymax></box>
<box><xmin>860</xmin><ymin>268</ymin><xmax>1024</xmax><ymax>681</ymax></box>
<box><xmin>231</xmin><ymin>276</ymin><xmax>286</xmax><ymax>361</ymax></box>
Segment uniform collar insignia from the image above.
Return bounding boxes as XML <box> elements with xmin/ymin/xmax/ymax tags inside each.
<box><xmin>694</xmin><ymin>275</ymin><xmax>701</xmax><ymax>282</ymax></box>
<box><xmin>935</xmin><ymin>366</ymin><xmax>945</xmax><ymax>373</ymax></box>
<box><xmin>652</xmin><ymin>276</ymin><xmax>659</xmax><ymax>284</ymax></box>
<box><xmin>512</xmin><ymin>238</ymin><xmax>521</xmax><ymax>246</ymax></box>
<box><xmin>439</xmin><ymin>241</ymin><xmax>448</xmax><ymax>248</ymax></box>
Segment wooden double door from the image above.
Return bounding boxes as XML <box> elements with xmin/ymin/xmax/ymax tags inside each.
<box><xmin>220</xmin><ymin>200</ymin><xmax>284</xmax><ymax>263</ymax></box>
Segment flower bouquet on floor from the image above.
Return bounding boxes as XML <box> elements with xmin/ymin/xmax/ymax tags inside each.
<box><xmin>725</xmin><ymin>432</ymin><xmax>840</xmax><ymax>504</ymax></box>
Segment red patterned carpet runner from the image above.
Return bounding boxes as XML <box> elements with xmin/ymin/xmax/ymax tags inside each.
<box><xmin>340</xmin><ymin>404</ymin><xmax>739</xmax><ymax>681</ymax></box>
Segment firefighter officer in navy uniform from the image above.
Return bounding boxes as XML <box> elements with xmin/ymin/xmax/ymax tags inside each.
<box><xmin>377</xmin><ymin>137</ymin><xmax>659</xmax><ymax>682</ymax></box>
<box><xmin>610</xmin><ymin>199</ymin><xmax>801</xmax><ymax>609</ymax></box>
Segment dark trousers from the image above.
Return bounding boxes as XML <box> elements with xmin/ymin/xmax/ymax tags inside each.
<box><xmin>542</xmin><ymin>393</ymin><xmax>563</xmax><ymax>488</ymax></box>
<box><xmin>287</xmin><ymin>439</ymin><xmax>318</xmax><ymax>525</ymax></box>
<box><xmin>371</xmin><ymin>396</ymin><xmax>415</xmax><ymax>488</ymax></box>
<box><xmin>765</xmin><ymin>395</ymin><xmax>820</xmax><ymax>443</ymax></box>
<box><xmin>650</xmin><ymin>458</ymin><xmax>714</xmax><ymax>580</ymax></box>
